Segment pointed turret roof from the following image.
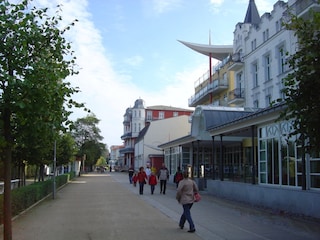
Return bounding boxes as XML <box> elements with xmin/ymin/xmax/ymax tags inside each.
<box><xmin>244</xmin><ymin>0</ymin><xmax>261</xmax><ymax>25</ymax></box>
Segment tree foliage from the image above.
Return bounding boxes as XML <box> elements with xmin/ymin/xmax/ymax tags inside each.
<box><xmin>95</xmin><ymin>156</ymin><xmax>107</xmax><ymax>167</ymax></box>
<box><xmin>0</xmin><ymin>1</ymin><xmax>84</xmax><ymax>238</ymax></box>
<box><xmin>71</xmin><ymin>114</ymin><xmax>106</xmax><ymax>169</ymax></box>
<box><xmin>281</xmin><ymin>8</ymin><xmax>320</xmax><ymax>153</ymax></box>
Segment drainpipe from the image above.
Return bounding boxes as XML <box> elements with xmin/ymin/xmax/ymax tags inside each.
<box><xmin>220</xmin><ymin>134</ymin><xmax>224</xmax><ymax>181</ymax></box>
<box><xmin>251</xmin><ymin>125</ymin><xmax>256</xmax><ymax>184</ymax></box>
<box><xmin>212</xmin><ymin>136</ymin><xmax>215</xmax><ymax>180</ymax></box>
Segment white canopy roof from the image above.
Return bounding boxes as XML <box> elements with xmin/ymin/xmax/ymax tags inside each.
<box><xmin>178</xmin><ymin>40</ymin><xmax>233</xmax><ymax>61</ymax></box>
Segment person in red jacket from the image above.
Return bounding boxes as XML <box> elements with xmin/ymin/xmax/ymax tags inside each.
<box><xmin>137</xmin><ymin>166</ymin><xmax>148</xmax><ymax>195</ymax></box>
<box><xmin>132</xmin><ymin>172</ymin><xmax>138</xmax><ymax>187</ymax></box>
<box><xmin>148</xmin><ymin>171</ymin><xmax>158</xmax><ymax>194</ymax></box>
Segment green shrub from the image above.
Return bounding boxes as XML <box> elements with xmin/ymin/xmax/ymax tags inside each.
<box><xmin>0</xmin><ymin>172</ymin><xmax>75</xmax><ymax>225</ymax></box>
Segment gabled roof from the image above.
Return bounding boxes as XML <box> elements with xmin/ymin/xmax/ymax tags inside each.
<box><xmin>244</xmin><ymin>0</ymin><xmax>261</xmax><ymax>25</ymax></box>
<box><xmin>178</xmin><ymin>40</ymin><xmax>233</xmax><ymax>61</ymax></box>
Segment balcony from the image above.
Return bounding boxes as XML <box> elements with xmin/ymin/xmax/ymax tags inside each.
<box><xmin>121</xmin><ymin>132</ymin><xmax>132</xmax><ymax>140</ymax></box>
<box><xmin>228</xmin><ymin>88</ymin><xmax>245</xmax><ymax>105</ymax></box>
<box><xmin>119</xmin><ymin>146</ymin><xmax>134</xmax><ymax>154</ymax></box>
<box><xmin>189</xmin><ymin>79</ymin><xmax>228</xmax><ymax>107</ymax></box>
<box><xmin>228</xmin><ymin>52</ymin><xmax>244</xmax><ymax>71</ymax></box>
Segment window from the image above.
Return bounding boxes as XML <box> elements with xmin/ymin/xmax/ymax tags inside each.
<box><xmin>276</xmin><ymin>18</ymin><xmax>283</xmax><ymax>32</ymax></box>
<box><xmin>223</xmin><ymin>72</ymin><xmax>227</xmax><ymax>85</ymax></box>
<box><xmin>236</xmin><ymin>72</ymin><xmax>243</xmax><ymax>98</ymax></box>
<box><xmin>159</xmin><ymin>111</ymin><xmax>164</xmax><ymax>119</ymax></box>
<box><xmin>254</xmin><ymin>100</ymin><xmax>259</xmax><ymax>108</ymax></box>
<box><xmin>263</xmin><ymin>29</ymin><xmax>269</xmax><ymax>42</ymax></box>
<box><xmin>266</xmin><ymin>94</ymin><xmax>272</xmax><ymax>105</ymax></box>
<box><xmin>278</xmin><ymin>46</ymin><xmax>287</xmax><ymax>74</ymax></box>
<box><xmin>251</xmin><ymin>39</ymin><xmax>257</xmax><ymax>51</ymax></box>
<box><xmin>276</xmin><ymin>20</ymin><xmax>280</xmax><ymax>32</ymax></box>
<box><xmin>252</xmin><ymin>62</ymin><xmax>258</xmax><ymax>87</ymax></box>
<box><xmin>173</xmin><ymin>112</ymin><xmax>178</xmax><ymax>117</ymax></box>
<box><xmin>146</xmin><ymin>111</ymin><xmax>152</xmax><ymax>121</ymax></box>
<box><xmin>265</xmin><ymin>87</ymin><xmax>272</xmax><ymax>107</ymax></box>
<box><xmin>259</xmin><ymin>122</ymin><xmax>300</xmax><ymax>187</ymax></box>
<box><xmin>264</xmin><ymin>55</ymin><xmax>271</xmax><ymax>81</ymax></box>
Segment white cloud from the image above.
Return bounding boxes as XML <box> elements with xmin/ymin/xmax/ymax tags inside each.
<box><xmin>124</xmin><ymin>55</ymin><xmax>144</xmax><ymax>67</ymax></box>
<box><xmin>29</xmin><ymin>0</ymin><xmax>217</xmax><ymax>147</ymax></box>
<box><xmin>144</xmin><ymin>0</ymin><xmax>182</xmax><ymax>15</ymax></box>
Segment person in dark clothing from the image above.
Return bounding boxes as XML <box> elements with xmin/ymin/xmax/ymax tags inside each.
<box><xmin>174</xmin><ymin>167</ymin><xmax>183</xmax><ymax>188</ymax></box>
<box><xmin>128</xmin><ymin>166</ymin><xmax>134</xmax><ymax>184</ymax></box>
<box><xmin>157</xmin><ymin>163</ymin><xmax>169</xmax><ymax>194</ymax></box>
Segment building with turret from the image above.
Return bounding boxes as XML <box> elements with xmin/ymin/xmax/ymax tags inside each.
<box><xmin>120</xmin><ymin>98</ymin><xmax>193</xmax><ymax>171</ymax></box>
<box><xmin>159</xmin><ymin>0</ymin><xmax>320</xmax><ymax>219</ymax></box>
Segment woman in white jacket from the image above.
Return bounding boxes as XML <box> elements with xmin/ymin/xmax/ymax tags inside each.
<box><xmin>175</xmin><ymin>171</ymin><xmax>199</xmax><ymax>233</ymax></box>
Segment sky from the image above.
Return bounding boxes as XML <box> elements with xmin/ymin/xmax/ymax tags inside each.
<box><xmin>32</xmin><ymin>0</ymin><xmax>277</xmax><ymax>148</ymax></box>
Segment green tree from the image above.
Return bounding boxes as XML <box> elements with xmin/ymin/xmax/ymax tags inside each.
<box><xmin>96</xmin><ymin>156</ymin><xmax>107</xmax><ymax>167</ymax></box>
<box><xmin>280</xmin><ymin>6</ymin><xmax>320</xmax><ymax>190</ymax></box>
<box><xmin>71</xmin><ymin>114</ymin><xmax>106</xmax><ymax>170</ymax></box>
<box><xmin>281</xmin><ymin>8</ymin><xmax>320</xmax><ymax>152</ymax></box>
<box><xmin>0</xmin><ymin>1</ymin><xmax>83</xmax><ymax>239</ymax></box>
<box><xmin>56</xmin><ymin>133</ymin><xmax>77</xmax><ymax>167</ymax></box>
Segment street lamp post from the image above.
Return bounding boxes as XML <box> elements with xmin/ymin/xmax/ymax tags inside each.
<box><xmin>53</xmin><ymin>140</ymin><xmax>56</xmax><ymax>199</ymax></box>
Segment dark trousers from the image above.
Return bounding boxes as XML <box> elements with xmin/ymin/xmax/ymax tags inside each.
<box><xmin>139</xmin><ymin>182</ymin><xmax>145</xmax><ymax>194</ymax></box>
<box><xmin>179</xmin><ymin>203</ymin><xmax>195</xmax><ymax>230</ymax></box>
<box><xmin>150</xmin><ymin>185</ymin><xmax>155</xmax><ymax>194</ymax></box>
<box><xmin>160</xmin><ymin>180</ymin><xmax>167</xmax><ymax>194</ymax></box>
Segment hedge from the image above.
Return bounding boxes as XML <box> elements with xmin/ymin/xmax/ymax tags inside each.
<box><xmin>0</xmin><ymin>172</ymin><xmax>75</xmax><ymax>225</ymax></box>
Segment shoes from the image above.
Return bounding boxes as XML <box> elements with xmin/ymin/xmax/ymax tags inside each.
<box><xmin>179</xmin><ymin>225</ymin><xmax>184</xmax><ymax>229</ymax></box>
<box><xmin>188</xmin><ymin>229</ymin><xmax>196</xmax><ymax>233</ymax></box>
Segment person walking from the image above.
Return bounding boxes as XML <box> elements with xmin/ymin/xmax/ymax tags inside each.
<box><xmin>145</xmin><ymin>165</ymin><xmax>152</xmax><ymax>179</ymax></box>
<box><xmin>176</xmin><ymin>171</ymin><xmax>199</xmax><ymax>233</ymax></box>
<box><xmin>128</xmin><ymin>166</ymin><xmax>134</xmax><ymax>184</ymax></box>
<box><xmin>174</xmin><ymin>167</ymin><xmax>183</xmax><ymax>188</ymax></box>
<box><xmin>148</xmin><ymin>171</ymin><xmax>158</xmax><ymax>194</ymax></box>
<box><xmin>132</xmin><ymin>172</ymin><xmax>138</xmax><ymax>187</ymax></box>
<box><xmin>137</xmin><ymin>166</ymin><xmax>148</xmax><ymax>195</ymax></box>
<box><xmin>158</xmin><ymin>163</ymin><xmax>169</xmax><ymax>194</ymax></box>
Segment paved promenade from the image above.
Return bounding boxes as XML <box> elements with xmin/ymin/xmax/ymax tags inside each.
<box><xmin>1</xmin><ymin>172</ymin><xmax>320</xmax><ymax>240</ymax></box>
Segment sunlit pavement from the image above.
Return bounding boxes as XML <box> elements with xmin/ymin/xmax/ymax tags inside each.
<box><xmin>1</xmin><ymin>172</ymin><xmax>320</xmax><ymax>240</ymax></box>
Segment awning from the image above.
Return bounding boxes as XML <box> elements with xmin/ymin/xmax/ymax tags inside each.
<box><xmin>178</xmin><ymin>40</ymin><xmax>233</xmax><ymax>61</ymax></box>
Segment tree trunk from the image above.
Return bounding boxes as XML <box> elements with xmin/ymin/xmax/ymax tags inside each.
<box><xmin>3</xmin><ymin>148</ymin><xmax>12</xmax><ymax>240</ymax></box>
<box><xmin>3</xmin><ymin>107</ymin><xmax>12</xmax><ymax>240</ymax></box>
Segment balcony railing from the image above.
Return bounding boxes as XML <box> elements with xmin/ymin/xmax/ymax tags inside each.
<box><xmin>228</xmin><ymin>88</ymin><xmax>245</xmax><ymax>104</ymax></box>
<box><xmin>121</xmin><ymin>132</ymin><xmax>132</xmax><ymax>140</ymax></box>
<box><xmin>189</xmin><ymin>79</ymin><xmax>229</xmax><ymax>107</ymax></box>
<box><xmin>119</xmin><ymin>146</ymin><xmax>134</xmax><ymax>154</ymax></box>
<box><xmin>194</xmin><ymin>55</ymin><xmax>231</xmax><ymax>90</ymax></box>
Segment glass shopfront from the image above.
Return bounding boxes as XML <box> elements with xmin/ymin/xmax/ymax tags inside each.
<box><xmin>258</xmin><ymin>121</ymin><xmax>320</xmax><ymax>189</ymax></box>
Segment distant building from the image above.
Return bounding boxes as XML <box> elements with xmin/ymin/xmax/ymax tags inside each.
<box><xmin>110</xmin><ymin>145</ymin><xmax>124</xmax><ymax>171</ymax></box>
<box><xmin>134</xmin><ymin>115</ymin><xmax>191</xmax><ymax>173</ymax></box>
<box><xmin>120</xmin><ymin>98</ymin><xmax>193</xmax><ymax>170</ymax></box>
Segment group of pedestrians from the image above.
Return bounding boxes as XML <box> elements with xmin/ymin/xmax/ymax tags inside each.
<box><xmin>127</xmin><ymin>163</ymin><xmax>199</xmax><ymax>233</ymax></box>
<box><xmin>128</xmin><ymin>163</ymin><xmax>170</xmax><ymax>195</ymax></box>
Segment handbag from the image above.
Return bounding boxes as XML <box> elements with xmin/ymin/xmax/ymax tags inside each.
<box><xmin>194</xmin><ymin>192</ymin><xmax>201</xmax><ymax>202</ymax></box>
